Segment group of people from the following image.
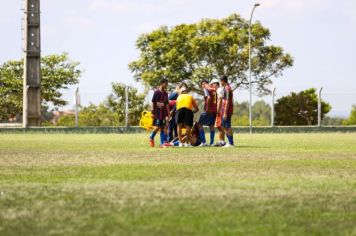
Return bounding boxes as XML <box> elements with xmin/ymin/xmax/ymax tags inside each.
<box><xmin>149</xmin><ymin>75</ymin><xmax>234</xmax><ymax>148</ymax></box>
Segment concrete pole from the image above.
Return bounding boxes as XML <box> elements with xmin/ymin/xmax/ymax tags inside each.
<box><xmin>23</xmin><ymin>0</ymin><xmax>41</xmax><ymax>127</ymax></box>
<box><xmin>75</xmin><ymin>88</ymin><xmax>79</xmax><ymax>128</ymax></box>
<box><xmin>318</xmin><ymin>87</ymin><xmax>323</xmax><ymax>127</ymax></box>
<box><xmin>271</xmin><ymin>87</ymin><xmax>276</xmax><ymax>127</ymax></box>
<box><xmin>248</xmin><ymin>3</ymin><xmax>260</xmax><ymax>134</ymax></box>
<box><xmin>125</xmin><ymin>86</ymin><xmax>129</xmax><ymax>128</ymax></box>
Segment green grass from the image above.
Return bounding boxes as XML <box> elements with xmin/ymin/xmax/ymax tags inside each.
<box><xmin>0</xmin><ymin>133</ymin><xmax>355</xmax><ymax>236</ymax></box>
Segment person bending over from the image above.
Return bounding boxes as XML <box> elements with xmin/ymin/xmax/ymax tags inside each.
<box><xmin>175</xmin><ymin>86</ymin><xmax>199</xmax><ymax>147</ymax></box>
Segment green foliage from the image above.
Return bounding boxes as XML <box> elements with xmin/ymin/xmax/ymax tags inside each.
<box><xmin>129</xmin><ymin>14</ymin><xmax>293</xmax><ymax>95</ymax></box>
<box><xmin>275</xmin><ymin>88</ymin><xmax>331</xmax><ymax>126</ymax></box>
<box><xmin>56</xmin><ymin>103</ymin><xmax>120</xmax><ymax>127</ymax></box>
<box><xmin>55</xmin><ymin>83</ymin><xmax>148</xmax><ymax>127</ymax></box>
<box><xmin>0</xmin><ymin>53</ymin><xmax>82</xmax><ymax>121</ymax></box>
<box><xmin>343</xmin><ymin>105</ymin><xmax>356</xmax><ymax>125</ymax></box>
<box><xmin>106</xmin><ymin>82</ymin><xmax>148</xmax><ymax>125</ymax></box>
<box><xmin>232</xmin><ymin>100</ymin><xmax>271</xmax><ymax>126</ymax></box>
<box><xmin>322</xmin><ymin>116</ymin><xmax>345</xmax><ymax>126</ymax></box>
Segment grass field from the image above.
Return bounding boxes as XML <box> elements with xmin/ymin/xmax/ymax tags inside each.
<box><xmin>0</xmin><ymin>133</ymin><xmax>355</xmax><ymax>236</ymax></box>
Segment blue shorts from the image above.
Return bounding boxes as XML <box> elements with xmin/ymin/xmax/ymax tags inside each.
<box><xmin>222</xmin><ymin>116</ymin><xmax>232</xmax><ymax>128</ymax></box>
<box><xmin>198</xmin><ymin>112</ymin><xmax>216</xmax><ymax>126</ymax></box>
<box><xmin>153</xmin><ymin>119</ymin><xmax>166</xmax><ymax>127</ymax></box>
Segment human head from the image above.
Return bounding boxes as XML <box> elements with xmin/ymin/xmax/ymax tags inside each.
<box><xmin>220</xmin><ymin>75</ymin><xmax>228</xmax><ymax>86</ymax></box>
<box><xmin>179</xmin><ymin>82</ymin><xmax>188</xmax><ymax>90</ymax></box>
<box><xmin>159</xmin><ymin>78</ymin><xmax>168</xmax><ymax>90</ymax></box>
<box><xmin>179</xmin><ymin>86</ymin><xmax>188</xmax><ymax>94</ymax></box>
<box><xmin>200</xmin><ymin>79</ymin><xmax>209</xmax><ymax>89</ymax></box>
<box><xmin>210</xmin><ymin>79</ymin><xmax>219</xmax><ymax>89</ymax></box>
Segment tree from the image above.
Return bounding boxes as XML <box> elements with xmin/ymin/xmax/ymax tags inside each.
<box><xmin>106</xmin><ymin>83</ymin><xmax>148</xmax><ymax>126</ymax></box>
<box><xmin>322</xmin><ymin>116</ymin><xmax>345</xmax><ymax>126</ymax></box>
<box><xmin>232</xmin><ymin>100</ymin><xmax>271</xmax><ymax>126</ymax></box>
<box><xmin>56</xmin><ymin>103</ymin><xmax>119</xmax><ymax>127</ymax></box>
<box><xmin>129</xmin><ymin>14</ymin><xmax>293</xmax><ymax>95</ymax></box>
<box><xmin>343</xmin><ymin>105</ymin><xmax>356</xmax><ymax>125</ymax></box>
<box><xmin>0</xmin><ymin>53</ymin><xmax>82</xmax><ymax>121</ymax></box>
<box><xmin>274</xmin><ymin>88</ymin><xmax>331</xmax><ymax>126</ymax></box>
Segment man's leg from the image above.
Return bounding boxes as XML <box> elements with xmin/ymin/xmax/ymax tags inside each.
<box><xmin>197</xmin><ymin>124</ymin><xmax>207</xmax><ymax>145</ymax></box>
<box><xmin>149</xmin><ymin>126</ymin><xmax>160</xmax><ymax>147</ymax></box>
<box><xmin>186</xmin><ymin>126</ymin><xmax>192</xmax><ymax>145</ymax></box>
<box><xmin>168</xmin><ymin>120</ymin><xmax>174</xmax><ymax>142</ymax></box>
<box><xmin>209</xmin><ymin>125</ymin><xmax>215</xmax><ymax>146</ymax></box>
<box><xmin>225</xmin><ymin>128</ymin><xmax>234</xmax><ymax>145</ymax></box>
<box><xmin>159</xmin><ymin>125</ymin><xmax>167</xmax><ymax>145</ymax></box>
<box><xmin>177</xmin><ymin>124</ymin><xmax>183</xmax><ymax>144</ymax></box>
<box><xmin>198</xmin><ymin>114</ymin><xmax>207</xmax><ymax>144</ymax></box>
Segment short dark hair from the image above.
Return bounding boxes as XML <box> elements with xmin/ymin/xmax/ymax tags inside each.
<box><xmin>201</xmin><ymin>79</ymin><xmax>209</xmax><ymax>85</ymax></box>
<box><xmin>220</xmin><ymin>75</ymin><xmax>228</xmax><ymax>83</ymax></box>
<box><xmin>160</xmin><ymin>78</ymin><xmax>168</xmax><ymax>85</ymax></box>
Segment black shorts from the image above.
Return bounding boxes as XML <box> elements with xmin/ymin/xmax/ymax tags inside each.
<box><xmin>153</xmin><ymin>119</ymin><xmax>166</xmax><ymax>127</ymax></box>
<box><xmin>175</xmin><ymin>107</ymin><xmax>194</xmax><ymax>127</ymax></box>
<box><xmin>198</xmin><ymin>112</ymin><xmax>217</xmax><ymax>126</ymax></box>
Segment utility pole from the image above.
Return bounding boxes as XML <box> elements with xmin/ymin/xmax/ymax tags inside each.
<box><xmin>22</xmin><ymin>0</ymin><xmax>41</xmax><ymax>127</ymax></box>
<box><xmin>248</xmin><ymin>3</ymin><xmax>260</xmax><ymax>134</ymax></box>
<box><xmin>125</xmin><ymin>86</ymin><xmax>129</xmax><ymax>128</ymax></box>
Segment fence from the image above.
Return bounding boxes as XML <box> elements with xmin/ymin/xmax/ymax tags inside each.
<box><xmin>1</xmin><ymin>86</ymin><xmax>355</xmax><ymax>129</ymax></box>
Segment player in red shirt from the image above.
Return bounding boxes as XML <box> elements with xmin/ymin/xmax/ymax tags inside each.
<box><xmin>197</xmin><ymin>79</ymin><xmax>218</xmax><ymax>146</ymax></box>
<box><xmin>150</xmin><ymin>79</ymin><xmax>170</xmax><ymax>147</ymax></box>
<box><xmin>220</xmin><ymin>75</ymin><xmax>234</xmax><ymax>148</ymax></box>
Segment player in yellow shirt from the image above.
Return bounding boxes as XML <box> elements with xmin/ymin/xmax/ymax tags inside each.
<box><xmin>175</xmin><ymin>86</ymin><xmax>199</xmax><ymax>147</ymax></box>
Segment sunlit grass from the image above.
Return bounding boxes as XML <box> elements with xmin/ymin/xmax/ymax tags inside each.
<box><xmin>0</xmin><ymin>133</ymin><xmax>355</xmax><ymax>235</ymax></box>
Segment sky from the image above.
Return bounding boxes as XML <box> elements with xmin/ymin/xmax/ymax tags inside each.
<box><xmin>1</xmin><ymin>0</ymin><xmax>355</xmax><ymax>117</ymax></box>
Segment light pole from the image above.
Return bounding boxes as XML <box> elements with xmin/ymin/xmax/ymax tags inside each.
<box><xmin>318</xmin><ymin>87</ymin><xmax>323</xmax><ymax>127</ymax></box>
<box><xmin>271</xmin><ymin>87</ymin><xmax>276</xmax><ymax>127</ymax></box>
<box><xmin>248</xmin><ymin>3</ymin><xmax>260</xmax><ymax>134</ymax></box>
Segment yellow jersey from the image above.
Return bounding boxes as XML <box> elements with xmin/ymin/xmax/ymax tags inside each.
<box><xmin>176</xmin><ymin>94</ymin><xmax>194</xmax><ymax>111</ymax></box>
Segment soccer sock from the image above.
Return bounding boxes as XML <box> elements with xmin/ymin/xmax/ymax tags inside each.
<box><xmin>226</xmin><ymin>134</ymin><xmax>234</xmax><ymax>145</ymax></box>
<box><xmin>150</xmin><ymin>130</ymin><xmax>157</xmax><ymax>140</ymax></box>
<box><xmin>199</xmin><ymin>129</ymin><xmax>207</xmax><ymax>143</ymax></box>
<box><xmin>160</xmin><ymin>130</ymin><xmax>166</xmax><ymax>145</ymax></box>
<box><xmin>210</xmin><ymin>131</ymin><xmax>215</xmax><ymax>145</ymax></box>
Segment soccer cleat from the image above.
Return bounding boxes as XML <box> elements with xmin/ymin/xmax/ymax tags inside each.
<box><xmin>222</xmin><ymin>143</ymin><xmax>234</xmax><ymax>148</ymax></box>
<box><xmin>198</xmin><ymin>142</ymin><xmax>208</xmax><ymax>147</ymax></box>
<box><xmin>213</xmin><ymin>141</ymin><xmax>226</xmax><ymax>147</ymax></box>
<box><xmin>179</xmin><ymin>143</ymin><xmax>184</xmax><ymax>148</ymax></box>
<box><xmin>149</xmin><ymin>139</ymin><xmax>154</xmax><ymax>147</ymax></box>
<box><xmin>162</xmin><ymin>142</ymin><xmax>172</xmax><ymax>148</ymax></box>
<box><xmin>184</xmin><ymin>143</ymin><xmax>193</xmax><ymax>148</ymax></box>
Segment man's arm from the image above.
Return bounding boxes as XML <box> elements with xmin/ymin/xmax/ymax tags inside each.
<box><xmin>166</xmin><ymin>104</ymin><xmax>170</xmax><ymax>121</ymax></box>
<box><xmin>223</xmin><ymin>89</ymin><xmax>230</xmax><ymax>119</ymax></box>
<box><xmin>204</xmin><ymin>88</ymin><xmax>210</xmax><ymax>112</ymax></box>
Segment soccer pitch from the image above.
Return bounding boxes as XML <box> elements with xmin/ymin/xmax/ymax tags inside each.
<box><xmin>0</xmin><ymin>133</ymin><xmax>355</xmax><ymax>235</ymax></box>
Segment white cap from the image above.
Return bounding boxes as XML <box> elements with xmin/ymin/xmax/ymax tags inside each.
<box><xmin>210</xmin><ymin>79</ymin><xmax>219</xmax><ymax>85</ymax></box>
